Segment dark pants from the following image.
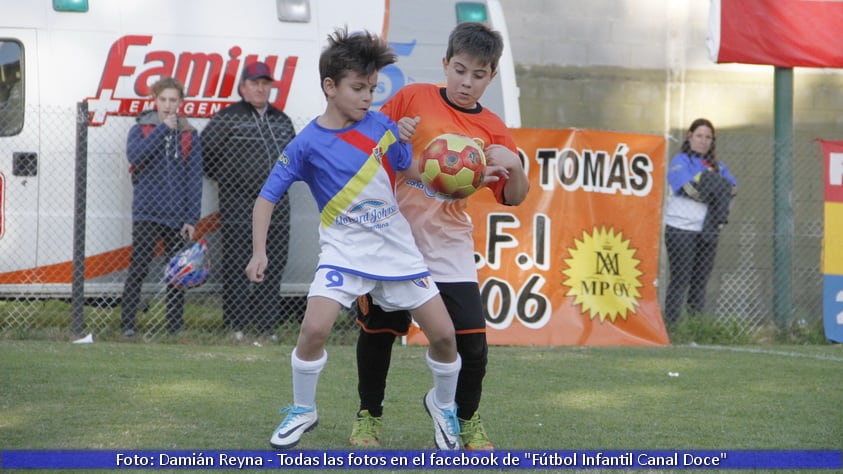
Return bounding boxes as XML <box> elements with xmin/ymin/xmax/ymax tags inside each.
<box><xmin>121</xmin><ymin>221</ymin><xmax>186</xmax><ymax>333</ymax></box>
<box><xmin>356</xmin><ymin>282</ymin><xmax>488</xmax><ymax>420</ymax></box>
<box><xmin>219</xmin><ymin>218</ymin><xmax>289</xmax><ymax>333</ymax></box>
<box><xmin>664</xmin><ymin>225</ymin><xmax>719</xmax><ymax>324</ymax></box>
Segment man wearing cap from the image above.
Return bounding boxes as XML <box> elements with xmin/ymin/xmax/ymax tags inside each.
<box><xmin>202</xmin><ymin>61</ymin><xmax>296</xmax><ymax>340</ymax></box>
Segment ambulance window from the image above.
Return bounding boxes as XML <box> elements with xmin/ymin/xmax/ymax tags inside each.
<box><xmin>277</xmin><ymin>0</ymin><xmax>310</xmax><ymax>22</ymax></box>
<box><xmin>0</xmin><ymin>41</ymin><xmax>23</xmax><ymax>137</ymax></box>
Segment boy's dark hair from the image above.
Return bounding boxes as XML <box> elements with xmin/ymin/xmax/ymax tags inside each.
<box><xmin>319</xmin><ymin>28</ymin><xmax>396</xmax><ymax>87</ymax></box>
<box><xmin>445</xmin><ymin>22</ymin><xmax>504</xmax><ymax>73</ymax></box>
<box><xmin>150</xmin><ymin>77</ymin><xmax>185</xmax><ymax>99</ymax></box>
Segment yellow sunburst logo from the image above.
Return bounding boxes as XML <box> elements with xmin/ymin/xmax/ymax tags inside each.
<box><xmin>562</xmin><ymin>226</ymin><xmax>643</xmax><ymax>323</ymax></box>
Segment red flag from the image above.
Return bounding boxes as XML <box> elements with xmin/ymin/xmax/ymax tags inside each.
<box><xmin>709</xmin><ymin>0</ymin><xmax>843</xmax><ymax>67</ymax></box>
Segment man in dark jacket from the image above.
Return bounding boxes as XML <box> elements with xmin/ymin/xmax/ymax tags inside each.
<box><xmin>201</xmin><ymin>62</ymin><xmax>296</xmax><ymax>339</ymax></box>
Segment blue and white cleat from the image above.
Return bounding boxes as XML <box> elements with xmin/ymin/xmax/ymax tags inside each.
<box><xmin>422</xmin><ymin>389</ymin><xmax>460</xmax><ymax>450</ymax></box>
<box><xmin>269</xmin><ymin>405</ymin><xmax>318</xmax><ymax>449</ymax></box>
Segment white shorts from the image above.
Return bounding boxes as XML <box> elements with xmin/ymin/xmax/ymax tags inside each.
<box><xmin>308</xmin><ymin>267</ymin><xmax>439</xmax><ymax>312</ymax></box>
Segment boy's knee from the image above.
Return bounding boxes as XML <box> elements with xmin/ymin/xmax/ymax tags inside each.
<box><xmin>300</xmin><ymin>325</ymin><xmax>330</xmax><ymax>346</ymax></box>
<box><xmin>457</xmin><ymin>333</ymin><xmax>487</xmax><ymax>363</ymax></box>
<box><xmin>427</xmin><ymin>330</ymin><xmax>456</xmax><ymax>352</ymax></box>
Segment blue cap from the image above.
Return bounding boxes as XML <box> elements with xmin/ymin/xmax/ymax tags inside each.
<box><xmin>242</xmin><ymin>61</ymin><xmax>274</xmax><ymax>81</ymax></box>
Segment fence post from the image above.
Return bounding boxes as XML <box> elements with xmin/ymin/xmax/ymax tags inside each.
<box><xmin>773</xmin><ymin>67</ymin><xmax>793</xmax><ymax>328</ymax></box>
<box><xmin>71</xmin><ymin>102</ymin><xmax>89</xmax><ymax>336</ymax></box>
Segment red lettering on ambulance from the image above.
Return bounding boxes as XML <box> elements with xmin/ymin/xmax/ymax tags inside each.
<box><xmin>220</xmin><ymin>47</ymin><xmax>242</xmax><ymax>98</ymax></box>
<box><xmin>136</xmin><ymin>50</ymin><xmax>175</xmax><ymax>96</ymax></box>
<box><xmin>87</xmin><ymin>35</ymin><xmax>297</xmax><ymax>125</ymax></box>
<box><xmin>95</xmin><ymin>35</ymin><xmax>151</xmax><ymax>96</ymax></box>
<box><xmin>175</xmin><ymin>52</ymin><xmax>224</xmax><ymax>98</ymax></box>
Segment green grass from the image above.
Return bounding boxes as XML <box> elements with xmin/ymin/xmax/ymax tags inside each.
<box><xmin>3</xmin><ymin>298</ymin><xmax>831</xmax><ymax>346</ymax></box>
<box><xmin>666</xmin><ymin>312</ymin><xmax>829</xmax><ymax>346</ymax></box>
<box><xmin>1</xmin><ymin>341</ymin><xmax>841</xmax><ymax>473</ymax></box>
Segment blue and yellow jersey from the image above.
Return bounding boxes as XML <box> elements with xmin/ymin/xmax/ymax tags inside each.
<box><xmin>259</xmin><ymin>111</ymin><xmax>429</xmax><ymax>280</ymax></box>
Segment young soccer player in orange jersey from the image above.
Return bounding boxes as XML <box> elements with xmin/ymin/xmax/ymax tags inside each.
<box><xmin>350</xmin><ymin>22</ymin><xmax>529</xmax><ymax>450</ymax></box>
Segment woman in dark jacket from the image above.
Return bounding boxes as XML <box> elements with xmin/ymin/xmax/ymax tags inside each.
<box><xmin>663</xmin><ymin>118</ymin><xmax>737</xmax><ymax>325</ymax></box>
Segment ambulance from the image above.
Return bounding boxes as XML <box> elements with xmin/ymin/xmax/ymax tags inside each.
<box><xmin>0</xmin><ymin>0</ymin><xmax>520</xmax><ymax>299</ymax></box>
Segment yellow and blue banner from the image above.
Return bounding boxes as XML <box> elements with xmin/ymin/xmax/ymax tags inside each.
<box><xmin>821</xmin><ymin>139</ymin><xmax>843</xmax><ymax>343</ymax></box>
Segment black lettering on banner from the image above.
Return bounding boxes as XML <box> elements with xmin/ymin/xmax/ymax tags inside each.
<box><xmin>583</xmin><ymin>149</ymin><xmax>605</xmax><ymax>188</ymax></box>
<box><xmin>482</xmin><ymin>278</ymin><xmax>511</xmax><ymax>325</ymax></box>
<box><xmin>517</xmin><ymin>274</ymin><xmax>548</xmax><ymax>324</ymax></box>
<box><xmin>595</xmin><ymin>251</ymin><xmax>620</xmax><ymax>275</ymax></box>
<box><xmin>486</xmin><ymin>214</ymin><xmax>517</xmax><ymax>267</ymax></box>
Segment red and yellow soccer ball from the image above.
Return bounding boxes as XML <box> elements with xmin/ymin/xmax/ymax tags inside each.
<box><xmin>419</xmin><ymin>133</ymin><xmax>486</xmax><ymax>199</ymax></box>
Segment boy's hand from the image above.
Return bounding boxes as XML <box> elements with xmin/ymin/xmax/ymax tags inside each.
<box><xmin>245</xmin><ymin>254</ymin><xmax>268</xmax><ymax>283</ymax></box>
<box><xmin>163</xmin><ymin>113</ymin><xmax>178</xmax><ymax>130</ymax></box>
<box><xmin>180</xmin><ymin>224</ymin><xmax>195</xmax><ymax>242</ymax></box>
<box><xmin>484</xmin><ymin>145</ymin><xmax>518</xmax><ymax>170</ymax></box>
<box><xmin>397</xmin><ymin>116</ymin><xmax>420</xmax><ymax>142</ymax></box>
<box><xmin>484</xmin><ymin>144</ymin><xmax>530</xmax><ymax>205</ymax></box>
<box><xmin>481</xmin><ymin>166</ymin><xmax>507</xmax><ymax>185</ymax></box>
<box><xmin>483</xmin><ymin>144</ymin><xmax>518</xmax><ymax>182</ymax></box>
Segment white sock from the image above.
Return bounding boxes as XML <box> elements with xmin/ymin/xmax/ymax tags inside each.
<box><xmin>426</xmin><ymin>350</ymin><xmax>461</xmax><ymax>410</ymax></box>
<box><xmin>290</xmin><ymin>348</ymin><xmax>327</xmax><ymax>408</ymax></box>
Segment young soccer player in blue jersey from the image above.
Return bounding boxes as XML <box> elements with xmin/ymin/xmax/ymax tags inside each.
<box><xmin>245</xmin><ymin>28</ymin><xmax>462</xmax><ymax>451</ymax></box>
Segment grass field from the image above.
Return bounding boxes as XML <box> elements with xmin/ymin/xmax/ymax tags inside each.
<box><xmin>1</xmin><ymin>340</ymin><xmax>842</xmax><ymax>473</ymax></box>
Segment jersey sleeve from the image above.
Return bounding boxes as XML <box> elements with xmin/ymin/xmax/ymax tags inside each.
<box><xmin>385</xmin><ymin>118</ymin><xmax>413</xmax><ymax>171</ymax></box>
<box><xmin>259</xmin><ymin>138</ymin><xmax>303</xmax><ymax>203</ymax></box>
<box><xmin>666</xmin><ymin>153</ymin><xmax>699</xmax><ymax>194</ymax></box>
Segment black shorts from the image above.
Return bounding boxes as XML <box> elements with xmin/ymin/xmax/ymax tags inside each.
<box><xmin>355</xmin><ymin>281</ymin><xmax>485</xmax><ymax>336</ymax></box>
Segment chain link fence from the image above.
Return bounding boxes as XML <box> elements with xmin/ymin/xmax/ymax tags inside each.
<box><xmin>0</xmin><ymin>104</ymin><xmax>361</xmax><ymax>343</ymax></box>
<box><xmin>0</xmin><ymin>104</ymin><xmax>828</xmax><ymax>343</ymax></box>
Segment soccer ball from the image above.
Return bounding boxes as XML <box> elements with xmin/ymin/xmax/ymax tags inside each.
<box><xmin>164</xmin><ymin>238</ymin><xmax>211</xmax><ymax>289</ymax></box>
<box><xmin>419</xmin><ymin>133</ymin><xmax>486</xmax><ymax>199</ymax></box>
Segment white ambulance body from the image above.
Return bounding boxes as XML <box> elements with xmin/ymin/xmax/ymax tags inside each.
<box><xmin>0</xmin><ymin>0</ymin><xmax>519</xmax><ymax>298</ymax></box>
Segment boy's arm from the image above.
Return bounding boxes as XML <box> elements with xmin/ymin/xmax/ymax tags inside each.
<box><xmin>245</xmin><ymin>197</ymin><xmax>275</xmax><ymax>282</ymax></box>
<box><xmin>485</xmin><ymin>144</ymin><xmax>529</xmax><ymax>205</ymax></box>
<box><xmin>126</xmin><ymin>124</ymin><xmax>165</xmax><ymax>168</ymax></box>
<box><xmin>390</xmin><ymin>116</ymin><xmax>420</xmax><ymax>179</ymax></box>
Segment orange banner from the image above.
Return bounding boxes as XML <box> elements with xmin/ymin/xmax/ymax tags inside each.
<box><xmin>408</xmin><ymin>128</ymin><xmax>669</xmax><ymax>346</ymax></box>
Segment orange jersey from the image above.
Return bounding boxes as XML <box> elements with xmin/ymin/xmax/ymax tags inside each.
<box><xmin>380</xmin><ymin>83</ymin><xmax>517</xmax><ymax>282</ymax></box>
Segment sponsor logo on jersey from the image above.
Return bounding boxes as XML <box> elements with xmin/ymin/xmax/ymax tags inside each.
<box><xmin>337</xmin><ymin>199</ymin><xmax>399</xmax><ymax>229</ymax></box>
